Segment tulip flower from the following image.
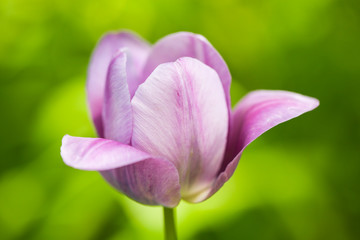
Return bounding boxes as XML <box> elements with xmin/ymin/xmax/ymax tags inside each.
<box><xmin>60</xmin><ymin>31</ymin><xmax>318</xmax><ymax>237</ymax></box>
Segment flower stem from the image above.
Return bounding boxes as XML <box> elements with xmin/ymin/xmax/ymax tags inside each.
<box><xmin>163</xmin><ymin>207</ymin><xmax>177</xmax><ymax>240</ymax></box>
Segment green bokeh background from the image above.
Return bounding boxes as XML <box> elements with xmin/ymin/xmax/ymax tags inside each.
<box><xmin>1</xmin><ymin>0</ymin><xmax>359</xmax><ymax>239</ymax></box>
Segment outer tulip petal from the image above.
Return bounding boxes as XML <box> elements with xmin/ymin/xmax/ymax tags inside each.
<box><xmin>141</xmin><ymin>32</ymin><xmax>232</xmax><ymax>111</ymax></box>
<box><xmin>87</xmin><ymin>31</ymin><xmax>150</xmax><ymax>137</ymax></box>
<box><xmin>101</xmin><ymin>158</ymin><xmax>181</xmax><ymax>207</ymax></box>
<box><xmin>61</xmin><ymin>135</ymin><xmax>151</xmax><ymax>171</ymax></box>
<box><xmin>102</xmin><ymin>51</ymin><xmax>132</xmax><ymax>144</ymax></box>
<box><xmin>196</xmin><ymin>90</ymin><xmax>319</xmax><ymax>202</ymax></box>
<box><xmin>131</xmin><ymin>57</ymin><xmax>228</xmax><ymax>201</ymax></box>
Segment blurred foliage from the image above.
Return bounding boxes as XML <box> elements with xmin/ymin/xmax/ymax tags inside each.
<box><xmin>0</xmin><ymin>0</ymin><xmax>359</xmax><ymax>239</ymax></box>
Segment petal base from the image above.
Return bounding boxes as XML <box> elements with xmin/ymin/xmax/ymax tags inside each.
<box><xmin>101</xmin><ymin>158</ymin><xmax>181</xmax><ymax>207</ymax></box>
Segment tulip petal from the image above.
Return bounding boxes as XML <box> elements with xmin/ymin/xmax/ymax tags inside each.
<box><xmin>61</xmin><ymin>135</ymin><xmax>181</xmax><ymax>207</ymax></box>
<box><xmin>131</xmin><ymin>57</ymin><xmax>228</xmax><ymax>201</ymax></box>
<box><xmin>102</xmin><ymin>51</ymin><xmax>132</xmax><ymax>144</ymax></box>
<box><xmin>197</xmin><ymin>90</ymin><xmax>319</xmax><ymax>202</ymax></box>
<box><xmin>101</xmin><ymin>158</ymin><xmax>181</xmax><ymax>207</ymax></box>
<box><xmin>141</xmin><ymin>32</ymin><xmax>232</xmax><ymax>111</ymax></box>
<box><xmin>61</xmin><ymin>135</ymin><xmax>151</xmax><ymax>171</ymax></box>
<box><xmin>87</xmin><ymin>31</ymin><xmax>150</xmax><ymax>137</ymax></box>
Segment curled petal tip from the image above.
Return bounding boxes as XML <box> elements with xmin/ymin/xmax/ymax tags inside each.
<box><xmin>60</xmin><ymin>135</ymin><xmax>151</xmax><ymax>171</ymax></box>
<box><xmin>196</xmin><ymin>90</ymin><xmax>320</xmax><ymax>202</ymax></box>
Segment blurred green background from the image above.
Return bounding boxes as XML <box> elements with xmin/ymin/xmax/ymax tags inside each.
<box><xmin>1</xmin><ymin>0</ymin><xmax>359</xmax><ymax>239</ymax></box>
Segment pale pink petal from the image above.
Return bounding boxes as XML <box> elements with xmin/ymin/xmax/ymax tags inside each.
<box><xmin>61</xmin><ymin>135</ymin><xmax>181</xmax><ymax>207</ymax></box>
<box><xmin>131</xmin><ymin>57</ymin><xmax>228</xmax><ymax>201</ymax></box>
<box><xmin>60</xmin><ymin>135</ymin><xmax>151</xmax><ymax>171</ymax></box>
<box><xmin>87</xmin><ymin>31</ymin><xmax>150</xmax><ymax>137</ymax></box>
<box><xmin>102</xmin><ymin>51</ymin><xmax>132</xmax><ymax>144</ymax></box>
<box><xmin>101</xmin><ymin>158</ymin><xmax>181</xmax><ymax>207</ymax></box>
<box><xmin>141</xmin><ymin>32</ymin><xmax>232</xmax><ymax>111</ymax></box>
<box><xmin>195</xmin><ymin>90</ymin><xmax>319</xmax><ymax>202</ymax></box>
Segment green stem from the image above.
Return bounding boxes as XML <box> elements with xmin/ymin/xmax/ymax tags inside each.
<box><xmin>163</xmin><ymin>207</ymin><xmax>177</xmax><ymax>240</ymax></box>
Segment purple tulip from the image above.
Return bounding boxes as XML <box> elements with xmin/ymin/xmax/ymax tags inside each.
<box><xmin>60</xmin><ymin>31</ymin><xmax>319</xmax><ymax>208</ymax></box>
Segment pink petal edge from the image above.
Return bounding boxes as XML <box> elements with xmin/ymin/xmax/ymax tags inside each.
<box><xmin>192</xmin><ymin>90</ymin><xmax>319</xmax><ymax>202</ymax></box>
<box><xmin>102</xmin><ymin>50</ymin><xmax>133</xmax><ymax>144</ymax></box>
<box><xmin>61</xmin><ymin>135</ymin><xmax>151</xmax><ymax>171</ymax></box>
<box><xmin>141</xmin><ymin>32</ymin><xmax>232</xmax><ymax>111</ymax></box>
<box><xmin>61</xmin><ymin>135</ymin><xmax>181</xmax><ymax>207</ymax></box>
<box><xmin>87</xmin><ymin>31</ymin><xmax>150</xmax><ymax>137</ymax></box>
